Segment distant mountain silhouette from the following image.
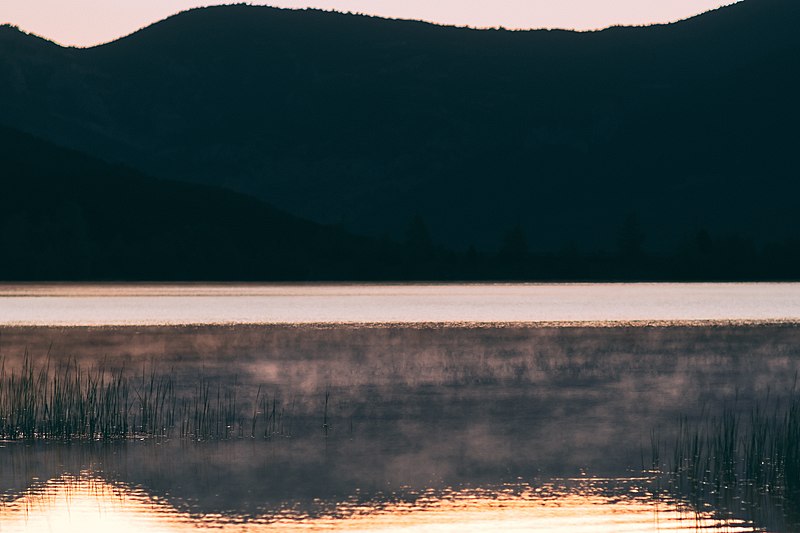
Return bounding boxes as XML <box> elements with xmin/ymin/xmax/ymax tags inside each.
<box><xmin>2</xmin><ymin>124</ymin><xmax>798</xmax><ymax>281</ymax></box>
<box><xmin>0</xmin><ymin>0</ymin><xmax>798</xmax><ymax>273</ymax></box>
<box><xmin>0</xmin><ymin>125</ymin><xmax>404</xmax><ymax>280</ymax></box>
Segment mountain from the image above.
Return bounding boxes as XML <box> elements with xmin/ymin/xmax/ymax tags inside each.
<box><xmin>1</xmin><ymin>0</ymin><xmax>798</xmax><ymax>257</ymax></box>
<box><xmin>0</xmin><ymin>125</ymin><xmax>400</xmax><ymax>280</ymax></box>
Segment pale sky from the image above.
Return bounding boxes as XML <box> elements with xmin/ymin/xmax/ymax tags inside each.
<box><xmin>1</xmin><ymin>0</ymin><xmax>741</xmax><ymax>48</ymax></box>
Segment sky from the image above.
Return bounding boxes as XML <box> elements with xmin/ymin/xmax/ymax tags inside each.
<box><xmin>1</xmin><ymin>0</ymin><xmax>741</xmax><ymax>48</ymax></box>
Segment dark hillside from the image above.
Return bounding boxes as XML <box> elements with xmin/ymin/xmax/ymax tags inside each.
<box><xmin>0</xmin><ymin>0</ymin><xmax>798</xmax><ymax>257</ymax></box>
<box><xmin>0</xmin><ymin>125</ymin><xmax>397</xmax><ymax>280</ymax></box>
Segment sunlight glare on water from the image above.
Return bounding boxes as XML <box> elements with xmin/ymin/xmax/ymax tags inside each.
<box><xmin>0</xmin><ymin>283</ymin><xmax>798</xmax><ymax>326</ymax></box>
<box><xmin>0</xmin><ymin>475</ymin><xmax>756</xmax><ymax>533</ymax></box>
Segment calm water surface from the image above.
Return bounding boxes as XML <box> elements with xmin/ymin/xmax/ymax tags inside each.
<box><xmin>0</xmin><ymin>473</ymin><xmax>755</xmax><ymax>532</ymax></box>
<box><xmin>0</xmin><ymin>282</ymin><xmax>798</xmax><ymax>325</ymax></box>
<box><xmin>1</xmin><ymin>284</ymin><xmax>799</xmax><ymax>531</ymax></box>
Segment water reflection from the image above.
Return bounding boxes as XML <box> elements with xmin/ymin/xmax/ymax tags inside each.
<box><xmin>2</xmin><ymin>325</ymin><xmax>799</xmax><ymax>478</ymax></box>
<box><xmin>0</xmin><ymin>473</ymin><xmax>757</xmax><ymax>532</ymax></box>
<box><xmin>1</xmin><ymin>323</ymin><xmax>798</xmax><ymax>530</ymax></box>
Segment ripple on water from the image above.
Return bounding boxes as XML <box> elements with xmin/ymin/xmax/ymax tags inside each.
<box><xmin>0</xmin><ymin>474</ymin><xmax>758</xmax><ymax>532</ymax></box>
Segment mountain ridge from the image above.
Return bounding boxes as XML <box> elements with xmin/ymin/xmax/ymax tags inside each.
<box><xmin>1</xmin><ymin>0</ymin><xmax>798</xmax><ymax>258</ymax></box>
<box><xmin>0</xmin><ymin>2</ymin><xmax>760</xmax><ymax>49</ymax></box>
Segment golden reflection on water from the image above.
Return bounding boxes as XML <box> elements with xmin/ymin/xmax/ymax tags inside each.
<box><xmin>0</xmin><ymin>475</ymin><xmax>757</xmax><ymax>533</ymax></box>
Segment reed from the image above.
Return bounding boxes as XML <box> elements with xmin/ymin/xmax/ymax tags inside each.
<box><xmin>653</xmin><ymin>395</ymin><xmax>800</xmax><ymax>502</ymax></box>
<box><xmin>0</xmin><ymin>356</ymin><xmax>291</xmax><ymax>441</ymax></box>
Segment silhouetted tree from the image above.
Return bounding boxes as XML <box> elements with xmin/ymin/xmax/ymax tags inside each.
<box><xmin>405</xmin><ymin>214</ymin><xmax>434</xmax><ymax>259</ymax></box>
<box><xmin>498</xmin><ymin>224</ymin><xmax>529</xmax><ymax>262</ymax></box>
<box><xmin>694</xmin><ymin>229</ymin><xmax>713</xmax><ymax>255</ymax></box>
<box><xmin>617</xmin><ymin>212</ymin><xmax>646</xmax><ymax>259</ymax></box>
<box><xmin>465</xmin><ymin>244</ymin><xmax>478</xmax><ymax>263</ymax></box>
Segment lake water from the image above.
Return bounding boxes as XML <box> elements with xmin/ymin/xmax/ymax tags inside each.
<box><xmin>0</xmin><ymin>282</ymin><xmax>798</xmax><ymax>325</ymax></box>
<box><xmin>1</xmin><ymin>284</ymin><xmax>799</xmax><ymax>531</ymax></box>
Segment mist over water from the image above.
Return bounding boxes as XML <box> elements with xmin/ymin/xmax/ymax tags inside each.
<box><xmin>1</xmin><ymin>315</ymin><xmax>799</xmax><ymax>530</ymax></box>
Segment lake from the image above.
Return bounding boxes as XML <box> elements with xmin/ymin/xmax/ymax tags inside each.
<box><xmin>1</xmin><ymin>283</ymin><xmax>799</xmax><ymax>531</ymax></box>
<box><xmin>1</xmin><ymin>282</ymin><xmax>799</xmax><ymax>325</ymax></box>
